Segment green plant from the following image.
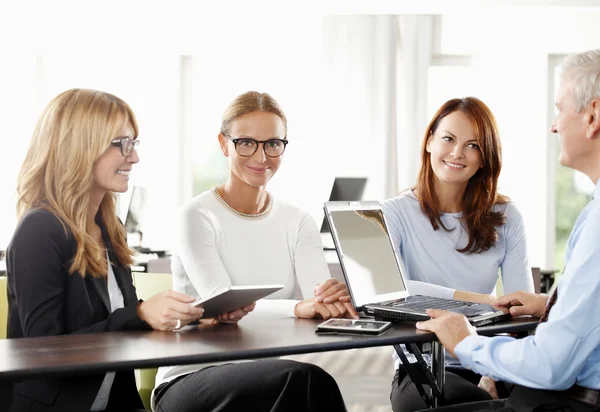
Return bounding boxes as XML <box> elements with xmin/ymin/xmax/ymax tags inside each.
<box><xmin>554</xmin><ymin>141</ymin><xmax>592</xmax><ymax>272</ymax></box>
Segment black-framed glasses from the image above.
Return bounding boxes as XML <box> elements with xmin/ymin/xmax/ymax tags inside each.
<box><xmin>226</xmin><ymin>135</ymin><xmax>288</xmax><ymax>157</ymax></box>
<box><xmin>111</xmin><ymin>137</ymin><xmax>140</xmax><ymax>157</ymax></box>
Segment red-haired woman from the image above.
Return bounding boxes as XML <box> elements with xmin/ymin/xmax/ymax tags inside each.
<box><xmin>382</xmin><ymin>97</ymin><xmax>534</xmax><ymax>411</ymax></box>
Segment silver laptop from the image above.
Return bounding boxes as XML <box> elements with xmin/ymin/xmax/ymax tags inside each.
<box><xmin>323</xmin><ymin>201</ymin><xmax>509</xmax><ymax>327</ymax></box>
<box><xmin>320</xmin><ymin>177</ymin><xmax>368</xmax><ymax>250</ymax></box>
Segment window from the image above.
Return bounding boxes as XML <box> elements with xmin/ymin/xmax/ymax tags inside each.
<box><xmin>2</xmin><ymin>54</ymin><xmax>181</xmax><ymax>251</ymax></box>
<box><xmin>551</xmin><ymin>64</ymin><xmax>594</xmax><ymax>271</ymax></box>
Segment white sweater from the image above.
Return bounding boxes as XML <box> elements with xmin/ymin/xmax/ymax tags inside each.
<box><xmin>152</xmin><ymin>189</ymin><xmax>331</xmax><ymax>409</ymax></box>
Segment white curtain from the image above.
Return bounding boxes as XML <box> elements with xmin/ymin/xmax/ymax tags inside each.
<box><xmin>322</xmin><ymin>15</ymin><xmax>433</xmax><ymax>201</ymax></box>
<box><xmin>395</xmin><ymin>15</ymin><xmax>433</xmax><ymax>195</ymax></box>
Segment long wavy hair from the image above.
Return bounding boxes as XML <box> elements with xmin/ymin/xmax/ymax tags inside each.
<box><xmin>16</xmin><ymin>89</ymin><xmax>138</xmax><ymax>277</ymax></box>
<box><xmin>416</xmin><ymin>97</ymin><xmax>509</xmax><ymax>254</ymax></box>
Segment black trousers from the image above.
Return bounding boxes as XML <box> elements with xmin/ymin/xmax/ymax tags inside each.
<box><xmin>6</xmin><ymin>371</ymin><xmax>145</xmax><ymax>412</ymax></box>
<box><xmin>417</xmin><ymin>385</ymin><xmax>599</xmax><ymax>412</ymax></box>
<box><xmin>391</xmin><ymin>366</ymin><xmax>511</xmax><ymax>412</ymax></box>
<box><xmin>154</xmin><ymin>359</ymin><xmax>347</xmax><ymax>412</ymax></box>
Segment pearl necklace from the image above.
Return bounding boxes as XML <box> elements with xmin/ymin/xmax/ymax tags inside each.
<box><xmin>211</xmin><ymin>186</ymin><xmax>273</xmax><ymax>220</ymax></box>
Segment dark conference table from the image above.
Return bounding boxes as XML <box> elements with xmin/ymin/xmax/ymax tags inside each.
<box><xmin>0</xmin><ymin>316</ymin><xmax>538</xmax><ymax>380</ymax></box>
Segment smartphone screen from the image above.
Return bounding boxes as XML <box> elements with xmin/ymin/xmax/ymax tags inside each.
<box><xmin>316</xmin><ymin>318</ymin><xmax>391</xmax><ymax>334</ymax></box>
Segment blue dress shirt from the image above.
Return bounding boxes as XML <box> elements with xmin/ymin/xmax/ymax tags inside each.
<box><xmin>455</xmin><ymin>180</ymin><xmax>600</xmax><ymax>390</ymax></box>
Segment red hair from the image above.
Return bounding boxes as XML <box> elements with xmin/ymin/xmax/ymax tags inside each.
<box><xmin>416</xmin><ymin>97</ymin><xmax>509</xmax><ymax>254</ymax></box>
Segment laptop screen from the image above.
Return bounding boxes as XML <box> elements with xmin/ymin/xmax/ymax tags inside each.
<box><xmin>326</xmin><ymin>205</ymin><xmax>409</xmax><ymax>307</ymax></box>
<box><xmin>320</xmin><ymin>177</ymin><xmax>367</xmax><ymax>233</ymax></box>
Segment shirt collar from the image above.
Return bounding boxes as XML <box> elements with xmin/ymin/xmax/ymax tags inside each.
<box><xmin>594</xmin><ymin>179</ymin><xmax>600</xmax><ymax>199</ymax></box>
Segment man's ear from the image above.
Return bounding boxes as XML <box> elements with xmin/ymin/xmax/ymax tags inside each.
<box><xmin>585</xmin><ymin>99</ymin><xmax>600</xmax><ymax>140</ymax></box>
<box><xmin>218</xmin><ymin>133</ymin><xmax>229</xmax><ymax>156</ymax></box>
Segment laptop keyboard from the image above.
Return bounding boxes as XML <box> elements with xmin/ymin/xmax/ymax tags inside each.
<box><xmin>392</xmin><ymin>295</ymin><xmax>471</xmax><ymax>311</ymax></box>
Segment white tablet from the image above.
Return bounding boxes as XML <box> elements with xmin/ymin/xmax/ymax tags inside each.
<box><xmin>191</xmin><ymin>285</ymin><xmax>285</xmax><ymax>318</ymax></box>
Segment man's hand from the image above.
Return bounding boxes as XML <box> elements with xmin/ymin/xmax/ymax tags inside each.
<box><xmin>216</xmin><ymin>302</ymin><xmax>256</xmax><ymax>324</ymax></box>
<box><xmin>478</xmin><ymin>376</ymin><xmax>499</xmax><ymax>399</ymax></box>
<box><xmin>415</xmin><ymin>309</ymin><xmax>477</xmax><ymax>358</ymax></box>
<box><xmin>294</xmin><ymin>298</ymin><xmax>358</xmax><ymax>320</ymax></box>
<box><xmin>492</xmin><ymin>291</ymin><xmax>549</xmax><ymax>318</ymax></box>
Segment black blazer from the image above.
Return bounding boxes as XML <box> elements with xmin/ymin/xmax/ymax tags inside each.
<box><xmin>6</xmin><ymin>208</ymin><xmax>152</xmax><ymax>412</ymax></box>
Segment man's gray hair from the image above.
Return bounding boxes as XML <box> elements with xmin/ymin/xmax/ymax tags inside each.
<box><xmin>561</xmin><ymin>49</ymin><xmax>600</xmax><ymax>112</ymax></box>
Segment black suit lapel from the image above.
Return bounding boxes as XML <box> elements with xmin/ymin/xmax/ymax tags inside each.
<box><xmin>90</xmin><ymin>274</ymin><xmax>111</xmax><ymax>314</ymax></box>
<box><xmin>97</xmin><ymin>211</ymin><xmax>137</xmax><ymax>306</ymax></box>
<box><xmin>111</xmin><ymin>256</ymin><xmax>136</xmax><ymax>305</ymax></box>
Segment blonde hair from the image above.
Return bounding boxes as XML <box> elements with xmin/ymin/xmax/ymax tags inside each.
<box><xmin>220</xmin><ymin>91</ymin><xmax>287</xmax><ymax>135</ymax></box>
<box><xmin>561</xmin><ymin>49</ymin><xmax>600</xmax><ymax>112</ymax></box>
<box><xmin>17</xmin><ymin>88</ymin><xmax>138</xmax><ymax>277</ymax></box>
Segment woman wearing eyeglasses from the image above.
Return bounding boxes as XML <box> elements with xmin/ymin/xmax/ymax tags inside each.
<box><xmin>151</xmin><ymin>91</ymin><xmax>350</xmax><ymax>412</ymax></box>
<box><xmin>380</xmin><ymin>97</ymin><xmax>534</xmax><ymax>412</ymax></box>
<box><xmin>5</xmin><ymin>89</ymin><xmax>206</xmax><ymax>412</ymax></box>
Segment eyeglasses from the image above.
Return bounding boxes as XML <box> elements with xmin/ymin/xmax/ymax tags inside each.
<box><xmin>111</xmin><ymin>137</ymin><xmax>140</xmax><ymax>157</ymax></box>
<box><xmin>225</xmin><ymin>135</ymin><xmax>288</xmax><ymax>157</ymax></box>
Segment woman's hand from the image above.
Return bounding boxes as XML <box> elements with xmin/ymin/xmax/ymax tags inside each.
<box><xmin>314</xmin><ymin>279</ymin><xmax>360</xmax><ymax>319</ymax></box>
<box><xmin>200</xmin><ymin>303</ymin><xmax>257</xmax><ymax>325</ymax></box>
<box><xmin>137</xmin><ymin>291</ymin><xmax>205</xmax><ymax>331</ymax></box>
<box><xmin>478</xmin><ymin>376</ymin><xmax>499</xmax><ymax>399</ymax></box>
<box><xmin>294</xmin><ymin>298</ymin><xmax>359</xmax><ymax>320</ymax></box>
<box><xmin>216</xmin><ymin>302</ymin><xmax>256</xmax><ymax>324</ymax></box>
<box><xmin>314</xmin><ymin>279</ymin><xmax>348</xmax><ymax>303</ymax></box>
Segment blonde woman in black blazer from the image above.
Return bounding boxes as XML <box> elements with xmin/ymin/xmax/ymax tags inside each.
<box><xmin>5</xmin><ymin>89</ymin><xmax>205</xmax><ymax>412</ymax></box>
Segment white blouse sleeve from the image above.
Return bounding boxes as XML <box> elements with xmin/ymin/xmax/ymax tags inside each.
<box><xmin>293</xmin><ymin>212</ymin><xmax>332</xmax><ymax>298</ymax></box>
<box><xmin>406</xmin><ymin>280</ymin><xmax>456</xmax><ymax>300</ymax></box>
<box><xmin>176</xmin><ymin>205</ymin><xmax>232</xmax><ymax>298</ymax></box>
<box><xmin>251</xmin><ymin>211</ymin><xmax>331</xmax><ymax>318</ymax></box>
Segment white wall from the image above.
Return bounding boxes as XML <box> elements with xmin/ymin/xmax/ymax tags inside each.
<box><xmin>0</xmin><ymin>55</ymin><xmax>181</xmax><ymax>250</ymax></box>
<box><xmin>0</xmin><ymin>7</ymin><xmax>328</xmax><ymax>251</ymax></box>
<box><xmin>0</xmin><ymin>56</ymin><xmax>38</xmax><ymax>248</ymax></box>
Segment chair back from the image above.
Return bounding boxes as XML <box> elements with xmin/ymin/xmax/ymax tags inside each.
<box><xmin>0</xmin><ymin>277</ymin><xmax>7</xmax><ymax>339</ymax></box>
<box><xmin>132</xmin><ymin>272</ymin><xmax>173</xmax><ymax>411</ymax></box>
<box><xmin>133</xmin><ymin>272</ymin><xmax>173</xmax><ymax>300</ymax></box>
<box><xmin>531</xmin><ymin>267</ymin><xmax>541</xmax><ymax>294</ymax></box>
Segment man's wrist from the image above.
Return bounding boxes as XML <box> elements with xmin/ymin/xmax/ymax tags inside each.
<box><xmin>539</xmin><ymin>294</ymin><xmax>551</xmax><ymax>317</ymax></box>
<box><xmin>454</xmin><ymin>335</ymin><xmax>485</xmax><ymax>366</ymax></box>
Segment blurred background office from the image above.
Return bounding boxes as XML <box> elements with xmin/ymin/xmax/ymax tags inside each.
<box><xmin>2</xmin><ymin>1</ymin><xmax>598</xmax><ymax>272</ymax></box>
<box><xmin>1</xmin><ymin>1</ymin><xmax>600</xmax><ymax>410</ymax></box>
